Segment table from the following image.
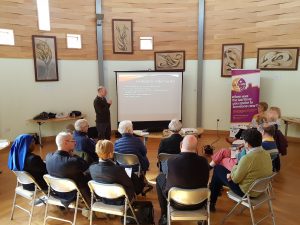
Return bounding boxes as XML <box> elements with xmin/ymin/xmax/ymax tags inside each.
<box><xmin>134</xmin><ymin>127</ymin><xmax>204</xmax><ymax>145</ymax></box>
<box><xmin>29</xmin><ymin>115</ymin><xmax>85</xmax><ymax>147</ymax></box>
<box><xmin>281</xmin><ymin>116</ymin><xmax>300</xmax><ymax>137</ymax></box>
<box><xmin>0</xmin><ymin>139</ymin><xmax>10</xmax><ymax>174</ymax></box>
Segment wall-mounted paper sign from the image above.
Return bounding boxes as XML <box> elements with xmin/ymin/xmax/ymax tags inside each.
<box><xmin>0</xmin><ymin>29</ymin><xmax>15</xmax><ymax>45</ymax></box>
<box><xmin>67</xmin><ymin>34</ymin><xmax>82</xmax><ymax>49</ymax></box>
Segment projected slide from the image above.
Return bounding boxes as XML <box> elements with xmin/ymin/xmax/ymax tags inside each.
<box><xmin>116</xmin><ymin>71</ymin><xmax>182</xmax><ymax>122</ymax></box>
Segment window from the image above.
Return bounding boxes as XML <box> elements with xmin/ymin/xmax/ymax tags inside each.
<box><xmin>36</xmin><ymin>0</ymin><xmax>51</xmax><ymax>31</ymax></box>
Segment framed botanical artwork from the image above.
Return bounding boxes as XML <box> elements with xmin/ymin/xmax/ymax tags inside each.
<box><xmin>112</xmin><ymin>19</ymin><xmax>133</xmax><ymax>54</ymax></box>
<box><xmin>257</xmin><ymin>47</ymin><xmax>299</xmax><ymax>70</ymax></box>
<box><xmin>221</xmin><ymin>43</ymin><xmax>244</xmax><ymax>77</ymax></box>
<box><xmin>154</xmin><ymin>51</ymin><xmax>185</xmax><ymax>71</ymax></box>
<box><xmin>32</xmin><ymin>35</ymin><xmax>58</xmax><ymax>81</ymax></box>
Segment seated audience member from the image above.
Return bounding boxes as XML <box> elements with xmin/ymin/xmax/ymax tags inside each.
<box><xmin>114</xmin><ymin>120</ymin><xmax>149</xmax><ymax>173</ymax></box>
<box><xmin>73</xmin><ymin>119</ymin><xmax>98</xmax><ymax>164</ymax></box>
<box><xmin>157</xmin><ymin>119</ymin><xmax>183</xmax><ymax>172</ymax></box>
<box><xmin>89</xmin><ymin>140</ymin><xmax>135</xmax><ymax>204</ymax></box>
<box><xmin>209</xmin><ymin>139</ymin><xmax>245</xmax><ymax>171</ymax></box>
<box><xmin>46</xmin><ymin>132</ymin><xmax>91</xmax><ymax>207</ymax></box>
<box><xmin>261</xmin><ymin>125</ymin><xmax>279</xmax><ymax>171</ymax></box>
<box><xmin>8</xmin><ymin>134</ymin><xmax>48</xmax><ymax>192</ymax></box>
<box><xmin>156</xmin><ymin>135</ymin><xmax>209</xmax><ymax>225</ymax></box>
<box><xmin>266</xmin><ymin>106</ymin><xmax>287</xmax><ymax>171</ymax></box>
<box><xmin>158</xmin><ymin>119</ymin><xmax>183</xmax><ymax>155</ymax></box>
<box><xmin>210</xmin><ymin>128</ymin><xmax>273</xmax><ymax>212</ymax></box>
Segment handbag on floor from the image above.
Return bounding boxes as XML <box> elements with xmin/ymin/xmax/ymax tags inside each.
<box><xmin>121</xmin><ymin>201</ymin><xmax>155</xmax><ymax>225</ymax></box>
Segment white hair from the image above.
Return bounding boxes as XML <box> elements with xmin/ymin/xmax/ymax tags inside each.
<box><xmin>74</xmin><ymin>119</ymin><xmax>88</xmax><ymax>132</ymax></box>
<box><xmin>97</xmin><ymin>86</ymin><xmax>105</xmax><ymax>92</ymax></box>
<box><xmin>168</xmin><ymin>119</ymin><xmax>182</xmax><ymax>132</ymax></box>
<box><xmin>118</xmin><ymin>120</ymin><xmax>133</xmax><ymax>134</ymax></box>
<box><xmin>55</xmin><ymin>132</ymin><xmax>72</xmax><ymax>149</ymax></box>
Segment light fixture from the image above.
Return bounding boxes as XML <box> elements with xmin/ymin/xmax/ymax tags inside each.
<box><xmin>36</xmin><ymin>0</ymin><xmax>51</xmax><ymax>31</ymax></box>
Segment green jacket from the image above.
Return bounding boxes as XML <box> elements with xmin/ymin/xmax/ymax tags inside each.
<box><xmin>231</xmin><ymin>147</ymin><xmax>273</xmax><ymax>197</ymax></box>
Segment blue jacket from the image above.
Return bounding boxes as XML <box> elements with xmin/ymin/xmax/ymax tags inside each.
<box><xmin>114</xmin><ymin>133</ymin><xmax>149</xmax><ymax>171</ymax></box>
<box><xmin>73</xmin><ymin>131</ymin><xmax>98</xmax><ymax>162</ymax></box>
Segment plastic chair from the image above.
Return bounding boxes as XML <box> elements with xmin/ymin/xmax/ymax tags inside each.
<box><xmin>88</xmin><ymin>181</ymin><xmax>139</xmax><ymax>225</ymax></box>
<box><xmin>43</xmin><ymin>174</ymin><xmax>89</xmax><ymax>225</ymax></box>
<box><xmin>221</xmin><ymin>173</ymin><xmax>277</xmax><ymax>225</ymax></box>
<box><xmin>167</xmin><ymin>187</ymin><xmax>211</xmax><ymax>225</ymax></box>
<box><xmin>157</xmin><ymin>153</ymin><xmax>178</xmax><ymax>172</ymax></box>
<box><xmin>10</xmin><ymin>171</ymin><xmax>45</xmax><ymax>225</ymax></box>
<box><xmin>114</xmin><ymin>152</ymin><xmax>141</xmax><ymax>177</ymax></box>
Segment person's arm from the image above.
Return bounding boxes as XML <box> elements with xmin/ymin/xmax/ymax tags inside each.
<box><xmin>157</xmin><ymin>140</ymin><xmax>165</xmax><ymax>155</ymax></box>
<box><xmin>231</xmin><ymin>156</ymin><xmax>250</xmax><ymax>184</ymax></box>
<box><xmin>30</xmin><ymin>155</ymin><xmax>47</xmax><ymax>174</ymax></box>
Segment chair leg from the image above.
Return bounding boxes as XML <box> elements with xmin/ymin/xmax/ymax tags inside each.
<box><xmin>28</xmin><ymin>188</ymin><xmax>37</xmax><ymax>225</ymax></box>
<box><xmin>43</xmin><ymin>188</ymin><xmax>51</xmax><ymax>225</ymax></box>
<box><xmin>10</xmin><ymin>188</ymin><xmax>17</xmax><ymax>220</ymax></box>
<box><xmin>124</xmin><ymin>202</ymin><xmax>127</xmax><ymax>225</ymax></box>
<box><xmin>268</xmin><ymin>199</ymin><xmax>276</xmax><ymax>225</ymax></box>
<box><xmin>128</xmin><ymin>202</ymin><xmax>139</xmax><ymax>225</ymax></box>
<box><xmin>89</xmin><ymin>193</ymin><xmax>94</xmax><ymax>225</ymax></box>
<box><xmin>72</xmin><ymin>193</ymin><xmax>80</xmax><ymax>225</ymax></box>
<box><xmin>167</xmin><ymin>203</ymin><xmax>171</xmax><ymax>225</ymax></box>
<box><xmin>248</xmin><ymin>197</ymin><xmax>256</xmax><ymax>225</ymax></box>
<box><xmin>221</xmin><ymin>199</ymin><xmax>243</xmax><ymax>225</ymax></box>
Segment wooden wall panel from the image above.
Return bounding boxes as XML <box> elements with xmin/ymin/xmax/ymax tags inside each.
<box><xmin>0</xmin><ymin>0</ymin><xmax>97</xmax><ymax>60</ymax></box>
<box><xmin>1</xmin><ymin>0</ymin><xmax>300</xmax><ymax>60</ymax></box>
<box><xmin>205</xmin><ymin>0</ymin><xmax>300</xmax><ymax>59</ymax></box>
<box><xmin>102</xmin><ymin>0</ymin><xmax>198</xmax><ymax>60</ymax></box>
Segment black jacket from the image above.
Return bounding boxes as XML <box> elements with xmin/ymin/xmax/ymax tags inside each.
<box><xmin>45</xmin><ymin>150</ymin><xmax>90</xmax><ymax>189</ymax></box>
<box><xmin>158</xmin><ymin>133</ymin><xmax>183</xmax><ymax>155</ymax></box>
<box><xmin>94</xmin><ymin>96</ymin><xmax>111</xmax><ymax>123</ymax></box>
<box><xmin>89</xmin><ymin>160</ymin><xmax>135</xmax><ymax>201</ymax></box>
<box><xmin>165</xmin><ymin>152</ymin><xmax>209</xmax><ymax>194</ymax></box>
<box><xmin>23</xmin><ymin>152</ymin><xmax>48</xmax><ymax>191</ymax></box>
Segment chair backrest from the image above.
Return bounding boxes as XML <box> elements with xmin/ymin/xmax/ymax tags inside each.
<box><xmin>168</xmin><ymin>187</ymin><xmax>210</xmax><ymax>205</ymax></box>
<box><xmin>114</xmin><ymin>152</ymin><xmax>140</xmax><ymax>167</ymax></box>
<box><xmin>43</xmin><ymin>174</ymin><xmax>77</xmax><ymax>193</ymax></box>
<box><xmin>158</xmin><ymin>153</ymin><xmax>178</xmax><ymax>162</ymax></box>
<box><xmin>13</xmin><ymin>171</ymin><xmax>35</xmax><ymax>185</ymax></box>
<box><xmin>88</xmin><ymin>181</ymin><xmax>126</xmax><ymax>199</ymax></box>
<box><xmin>247</xmin><ymin>173</ymin><xmax>277</xmax><ymax>194</ymax></box>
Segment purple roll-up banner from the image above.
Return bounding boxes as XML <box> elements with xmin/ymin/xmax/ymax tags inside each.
<box><xmin>230</xmin><ymin>69</ymin><xmax>260</xmax><ymax>137</ymax></box>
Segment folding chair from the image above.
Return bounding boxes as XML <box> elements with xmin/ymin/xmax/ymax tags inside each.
<box><xmin>157</xmin><ymin>153</ymin><xmax>178</xmax><ymax>172</ymax></box>
<box><xmin>167</xmin><ymin>187</ymin><xmax>211</xmax><ymax>225</ymax></box>
<box><xmin>43</xmin><ymin>174</ymin><xmax>89</xmax><ymax>225</ymax></box>
<box><xmin>114</xmin><ymin>152</ymin><xmax>153</xmax><ymax>195</ymax></box>
<box><xmin>10</xmin><ymin>171</ymin><xmax>45</xmax><ymax>225</ymax></box>
<box><xmin>221</xmin><ymin>173</ymin><xmax>277</xmax><ymax>225</ymax></box>
<box><xmin>114</xmin><ymin>152</ymin><xmax>142</xmax><ymax>177</ymax></box>
<box><xmin>88</xmin><ymin>181</ymin><xmax>139</xmax><ymax>225</ymax></box>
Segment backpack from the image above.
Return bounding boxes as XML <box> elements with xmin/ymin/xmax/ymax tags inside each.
<box><xmin>121</xmin><ymin>201</ymin><xmax>155</xmax><ymax>225</ymax></box>
<box><xmin>274</xmin><ymin>129</ymin><xmax>288</xmax><ymax>156</ymax></box>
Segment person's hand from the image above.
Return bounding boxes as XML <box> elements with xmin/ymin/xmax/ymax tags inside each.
<box><xmin>227</xmin><ymin>173</ymin><xmax>232</xmax><ymax>181</ymax></box>
<box><xmin>107</xmin><ymin>99</ymin><xmax>112</xmax><ymax>105</ymax></box>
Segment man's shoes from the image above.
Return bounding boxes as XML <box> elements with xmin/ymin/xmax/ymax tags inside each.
<box><xmin>210</xmin><ymin>204</ymin><xmax>216</xmax><ymax>212</ymax></box>
<box><xmin>159</xmin><ymin>214</ymin><xmax>167</xmax><ymax>225</ymax></box>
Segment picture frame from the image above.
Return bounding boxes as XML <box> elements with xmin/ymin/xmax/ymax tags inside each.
<box><xmin>154</xmin><ymin>51</ymin><xmax>185</xmax><ymax>71</ymax></box>
<box><xmin>112</xmin><ymin>19</ymin><xmax>133</xmax><ymax>54</ymax></box>
<box><xmin>257</xmin><ymin>47</ymin><xmax>299</xmax><ymax>70</ymax></box>
<box><xmin>221</xmin><ymin>43</ymin><xmax>244</xmax><ymax>77</ymax></box>
<box><xmin>32</xmin><ymin>35</ymin><xmax>58</xmax><ymax>81</ymax></box>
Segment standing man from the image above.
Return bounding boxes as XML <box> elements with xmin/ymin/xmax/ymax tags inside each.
<box><xmin>94</xmin><ymin>86</ymin><xmax>112</xmax><ymax>140</ymax></box>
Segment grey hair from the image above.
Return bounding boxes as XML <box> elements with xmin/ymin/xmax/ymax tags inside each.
<box><xmin>118</xmin><ymin>120</ymin><xmax>133</xmax><ymax>134</ymax></box>
<box><xmin>74</xmin><ymin>119</ymin><xmax>88</xmax><ymax>132</ymax></box>
<box><xmin>168</xmin><ymin>119</ymin><xmax>182</xmax><ymax>132</ymax></box>
<box><xmin>97</xmin><ymin>86</ymin><xmax>105</xmax><ymax>92</ymax></box>
<box><xmin>55</xmin><ymin>131</ymin><xmax>72</xmax><ymax>149</ymax></box>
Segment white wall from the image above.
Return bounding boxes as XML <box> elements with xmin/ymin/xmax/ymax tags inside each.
<box><xmin>1</xmin><ymin>58</ymin><xmax>299</xmax><ymax>141</ymax></box>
